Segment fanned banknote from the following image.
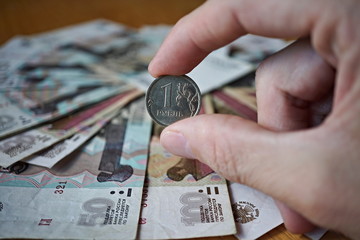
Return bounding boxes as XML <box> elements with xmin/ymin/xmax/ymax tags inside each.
<box><xmin>224</xmin><ymin>34</ymin><xmax>291</xmax><ymax>65</ymax></box>
<box><xmin>29</xmin><ymin>19</ymin><xmax>127</xmax><ymax>51</ymax></box>
<box><xmin>25</xmin><ymin>109</ymin><xmax>124</xmax><ymax>169</ymax></box>
<box><xmin>0</xmin><ymin>97</ymin><xmax>152</xmax><ymax>239</ymax></box>
<box><xmin>23</xmin><ymin>24</ymin><xmax>158</xmax><ymax>87</ymax></box>
<box><xmin>0</xmin><ymin>20</ymin><xmax>128</xmax><ymax>89</ymax></box>
<box><xmin>0</xmin><ymin>37</ymin><xmax>44</xmax><ymax>89</ymax></box>
<box><xmin>0</xmin><ymin>81</ymin><xmax>134</xmax><ymax>139</ymax></box>
<box><xmin>137</xmin><ymin>95</ymin><xmax>236</xmax><ymax>239</ymax></box>
<box><xmin>212</xmin><ymin>86</ymin><xmax>257</xmax><ymax>121</ymax></box>
<box><xmin>0</xmin><ymin>89</ymin><xmax>142</xmax><ymax>167</ymax></box>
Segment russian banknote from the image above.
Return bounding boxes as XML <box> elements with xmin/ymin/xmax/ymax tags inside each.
<box><xmin>212</xmin><ymin>86</ymin><xmax>257</xmax><ymax>121</ymax></box>
<box><xmin>229</xmin><ymin>182</ymin><xmax>283</xmax><ymax>239</ymax></box>
<box><xmin>24</xmin><ymin>24</ymin><xmax>157</xmax><ymax>83</ymax></box>
<box><xmin>225</xmin><ymin>34</ymin><xmax>291</xmax><ymax>65</ymax></box>
<box><xmin>25</xmin><ymin>110</ymin><xmax>124</xmax><ymax>169</ymax></box>
<box><xmin>29</xmin><ymin>19</ymin><xmax>127</xmax><ymax>49</ymax></box>
<box><xmin>0</xmin><ymin>81</ymin><xmax>134</xmax><ymax>139</ymax></box>
<box><xmin>0</xmin><ymin>20</ymin><xmax>127</xmax><ymax>89</ymax></box>
<box><xmin>132</xmin><ymin>50</ymin><xmax>254</xmax><ymax>94</ymax></box>
<box><xmin>26</xmin><ymin>20</ymin><xmax>255</xmax><ymax>96</ymax></box>
<box><xmin>137</xmin><ymin>95</ymin><xmax>236</xmax><ymax>239</ymax></box>
<box><xmin>0</xmin><ymin>37</ymin><xmax>44</xmax><ymax>88</ymax></box>
<box><xmin>15</xmin><ymin>67</ymin><xmax>124</xmax><ymax>91</ymax></box>
<box><xmin>0</xmin><ymin>97</ymin><xmax>152</xmax><ymax>239</ymax></box>
<box><xmin>0</xmin><ymin>89</ymin><xmax>142</xmax><ymax>167</ymax></box>
<box><xmin>230</xmin><ymin>182</ymin><xmax>327</xmax><ymax>240</ymax></box>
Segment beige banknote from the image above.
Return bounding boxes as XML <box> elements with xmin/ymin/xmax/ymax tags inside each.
<box><xmin>137</xmin><ymin>95</ymin><xmax>236</xmax><ymax>239</ymax></box>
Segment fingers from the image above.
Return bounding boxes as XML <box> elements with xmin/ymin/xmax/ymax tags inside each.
<box><xmin>160</xmin><ymin>115</ymin><xmax>278</xmax><ymax>184</ymax></box>
<box><xmin>149</xmin><ymin>0</ymin><xmax>321</xmax><ymax>77</ymax></box>
<box><xmin>255</xmin><ymin>39</ymin><xmax>335</xmax><ymax>233</ymax></box>
<box><xmin>256</xmin><ymin>38</ymin><xmax>335</xmax><ymax>131</ymax></box>
<box><xmin>160</xmin><ymin>114</ymin><xmax>322</xmax><ymax>203</ymax></box>
<box><xmin>275</xmin><ymin>201</ymin><xmax>316</xmax><ymax>234</ymax></box>
<box><xmin>160</xmin><ymin>114</ymin><xmax>334</xmax><ymax>231</ymax></box>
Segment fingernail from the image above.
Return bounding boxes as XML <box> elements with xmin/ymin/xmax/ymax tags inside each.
<box><xmin>160</xmin><ymin>130</ymin><xmax>195</xmax><ymax>159</ymax></box>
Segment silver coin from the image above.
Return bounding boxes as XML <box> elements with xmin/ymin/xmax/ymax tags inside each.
<box><xmin>146</xmin><ymin>75</ymin><xmax>201</xmax><ymax>126</ymax></box>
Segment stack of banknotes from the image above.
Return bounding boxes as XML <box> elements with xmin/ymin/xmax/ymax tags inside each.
<box><xmin>0</xmin><ymin>19</ymin><xmax>325</xmax><ymax>240</ymax></box>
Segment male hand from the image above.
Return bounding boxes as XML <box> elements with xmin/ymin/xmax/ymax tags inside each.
<box><xmin>149</xmin><ymin>0</ymin><xmax>360</xmax><ymax>238</ymax></box>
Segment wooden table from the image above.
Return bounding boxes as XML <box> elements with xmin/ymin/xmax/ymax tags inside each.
<box><xmin>0</xmin><ymin>1</ymin><xmax>350</xmax><ymax>239</ymax></box>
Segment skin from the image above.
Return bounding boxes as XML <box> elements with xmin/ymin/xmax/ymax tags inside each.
<box><xmin>148</xmin><ymin>0</ymin><xmax>360</xmax><ymax>239</ymax></box>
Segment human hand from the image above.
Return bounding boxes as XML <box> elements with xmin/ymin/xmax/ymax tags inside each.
<box><xmin>148</xmin><ymin>0</ymin><xmax>360</xmax><ymax>239</ymax></box>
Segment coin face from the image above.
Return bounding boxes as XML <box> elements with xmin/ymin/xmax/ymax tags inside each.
<box><xmin>146</xmin><ymin>75</ymin><xmax>201</xmax><ymax>126</ymax></box>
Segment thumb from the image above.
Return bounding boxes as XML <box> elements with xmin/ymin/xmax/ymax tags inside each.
<box><xmin>160</xmin><ymin>114</ymin><xmax>325</xmax><ymax>224</ymax></box>
<box><xmin>160</xmin><ymin>114</ymin><xmax>272</xmax><ymax>182</ymax></box>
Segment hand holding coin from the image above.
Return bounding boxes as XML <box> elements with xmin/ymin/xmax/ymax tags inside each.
<box><xmin>146</xmin><ymin>75</ymin><xmax>201</xmax><ymax>126</ymax></box>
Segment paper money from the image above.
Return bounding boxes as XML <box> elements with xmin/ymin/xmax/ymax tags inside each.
<box><xmin>30</xmin><ymin>19</ymin><xmax>127</xmax><ymax>48</ymax></box>
<box><xmin>229</xmin><ymin>182</ymin><xmax>283</xmax><ymax>240</ymax></box>
<box><xmin>0</xmin><ymin>20</ymin><xmax>127</xmax><ymax>89</ymax></box>
<box><xmin>0</xmin><ymin>97</ymin><xmax>152</xmax><ymax>239</ymax></box>
<box><xmin>89</xmin><ymin>22</ymin><xmax>256</xmax><ymax>94</ymax></box>
<box><xmin>137</xmin><ymin>96</ymin><xmax>236</xmax><ymax>239</ymax></box>
<box><xmin>230</xmin><ymin>182</ymin><xmax>327</xmax><ymax>240</ymax></box>
<box><xmin>132</xmin><ymin>51</ymin><xmax>255</xmax><ymax>94</ymax></box>
<box><xmin>138</xmin><ymin>136</ymin><xmax>236</xmax><ymax>239</ymax></box>
<box><xmin>0</xmin><ymin>82</ymin><xmax>134</xmax><ymax>139</ymax></box>
<box><xmin>25</xmin><ymin>25</ymin><xmax>155</xmax><ymax>83</ymax></box>
<box><xmin>0</xmin><ymin>89</ymin><xmax>142</xmax><ymax>167</ymax></box>
<box><xmin>213</xmin><ymin>87</ymin><xmax>257</xmax><ymax>121</ymax></box>
<box><xmin>16</xmin><ymin>67</ymin><xmax>124</xmax><ymax>91</ymax></box>
<box><xmin>225</xmin><ymin>34</ymin><xmax>291</xmax><ymax>65</ymax></box>
<box><xmin>0</xmin><ymin>37</ymin><xmax>44</xmax><ymax>88</ymax></box>
<box><xmin>25</xmin><ymin>110</ymin><xmax>122</xmax><ymax>169</ymax></box>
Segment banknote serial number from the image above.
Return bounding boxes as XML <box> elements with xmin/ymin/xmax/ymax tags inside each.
<box><xmin>54</xmin><ymin>181</ymin><xmax>67</xmax><ymax>194</ymax></box>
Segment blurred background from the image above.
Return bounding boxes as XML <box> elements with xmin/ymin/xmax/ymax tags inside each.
<box><xmin>0</xmin><ymin>0</ymin><xmax>205</xmax><ymax>44</ymax></box>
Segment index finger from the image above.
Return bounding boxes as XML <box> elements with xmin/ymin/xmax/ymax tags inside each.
<box><xmin>148</xmin><ymin>0</ymin><xmax>318</xmax><ymax>77</ymax></box>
